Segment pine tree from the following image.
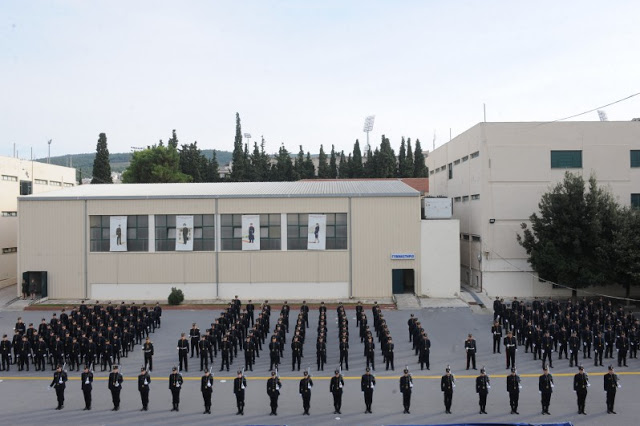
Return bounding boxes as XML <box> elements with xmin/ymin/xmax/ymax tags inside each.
<box><xmin>168</xmin><ymin>129</ymin><xmax>179</xmax><ymax>150</ymax></box>
<box><xmin>406</xmin><ymin>138</ymin><xmax>414</xmax><ymax>178</ymax></box>
<box><xmin>230</xmin><ymin>112</ymin><xmax>247</xmax><ymax>181</ymax></box>
<box><xmin>364</xmin><ymin>147</ymin><xmax>375</xmax><ymax>178</ymax></box>
<box><xmin>338</xmin><ymin>151</ymin><xmax>347</xmax><ymax>178</ymax></box>
<box><xmin>317</xmin><ymin>145</ymin><xmax>329</xmax><ymax>178</ymax></box>
<box><xmin>243</xmin><ymin>143</ymin><xmax>255</xmax><ymax>181</ymax></box>
<box><xmin>272</xmin><ymin>145</ymin><xmax>295</xmax><ymax>181</ymax></box>
<box><xmin>413</xmin><ymin>139</ymin><xmax>428</xmax><ymax>177</ymax></box>
<box><xmin>398</xmin><ymin>137</ymin><xmax>407</xmax><ymax>177</ymax></box>
<box><xmin>250</xmin><ymin>140</ymin><xmax>270</xmax><ymax>182</ymax></box>
<box><xmin>329</xmin><ymin>145</ymin><xmax>338</xmax><ymax>178</ymax></box>
<box><xmin>303</xmin><ymin>152</ymin><xmax>315</xmax><ymax>179</ymax></box>
<box><xmin>205</xmin><ymin>150</ymin><xmax>221</xmax><ymax>182</ymax></box>
<box><xmin>91</xmin><ymin>132</ymin><xmax>113</xmax><ymax>184</ymax></box>
<box><xmin>179</xmin><ymin>141</ymin><xmax>206</xmax><ymax>182</ymax></box>
<box><xmin>352</xmin><ymin>139</ymin><xmax>363</xmax><ymax>178</ymax></box>
<box><xmin>294</xmin><ymin>145</ymin><xmax>305</xmax><ymax>180</ymax></box>
<box><xmin>378</xmin><ymin>135</ymin><xmax>397</xmax><ymax>178</ymax></box>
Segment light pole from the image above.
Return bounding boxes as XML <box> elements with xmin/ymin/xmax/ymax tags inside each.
<box><xmin>243</xmin><ymin>133</ymin><xmax>252</xmax><ymax>148</ymax></box>
<box><xmin>363</xmin><ymin>115</ymin><xmax>375</xmax><ymax>153</ymax></box>
<box><xmin>47</xmin><ymin>139</ymin><xmax>52</xmax><ymax>163</ymax></box>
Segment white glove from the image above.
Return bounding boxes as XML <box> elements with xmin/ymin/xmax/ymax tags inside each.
<box><xmin>114</xmin><ymin>382</ymin><xmax>119</xmax><ymax>387</ymax></box>
<box><xmin>176</xmin><ymin>383</ymin><xmax>180</xmax><ymax>388</ymax></box>
<box><xmin>85</xmin><ymin>380</ymin><xmax>90</xmax><ymax>385</ymax></box>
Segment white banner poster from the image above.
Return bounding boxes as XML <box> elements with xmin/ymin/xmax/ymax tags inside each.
<box><xmin>110</xmin><ymin>216</ymin><xmax>128</xmax><ymax>252</ymax></box>
<box><xmin>307</xmin><ymin>214</ymin><xmax>326</xmax><ymax>250</ymax></box>
<box><xmin>175</xmin><ymin>215</ymin><xmax>194</xmax><ymax>251</ymax></box>
<box><xmin>241</xmin><ymin>215</ymin><xmax>260</xmax><ymax>251</ymax></box>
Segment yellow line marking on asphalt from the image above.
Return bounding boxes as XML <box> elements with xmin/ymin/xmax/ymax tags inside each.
<box><xmin>2</xmin><ymin>371</ymin><xmax>640</xmax><ymax>381</ymax></box>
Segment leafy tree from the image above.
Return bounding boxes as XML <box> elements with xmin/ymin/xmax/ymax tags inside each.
<box><xmin>317</xmin><ymin>145</ymin><xmax>330</xmax><ymax>178</ymax></box>
<box><xmin>168</xmin><ymin>129</ymin><xmax>179</xmax><ymax>150</ymax></box>
<box><xmin>518</xmin><ymin>173</ymin><xmax>618</xmax><ymax>297</ymax></box>
<box><xmin>230</xmin><ymin>113</ymin><xmax>248</xmax><ymax>181</ymax></box>
<box><xmin>413</xmin><ymin>139</ymin><xmax>427</xmax><ymax>177</ymax></box>
<box><xmin>271</xmin><ymin>145</ymin><xmax>295</xmax><ymax>181</ymax></box>
<box><xmin>377</xmin><ymin>135</ymin><xmax>397</xmax><ymax>178</ymax></box>
<box><xmin>329</xmin><ymin>145</ymin><xmax>338</xmax><ymax>179</ymax></box>
<box><xmin>397</xmin><ymin>137</ymin><xmax>408</xmax><ymax>177</ymax></box>
<box><xmin>91</xmin><ymin>133</ymin><xmax>113</xmax><ymax>184</ymax></box>
<box><xmin>405</xmin><ymin>138</ymin><xmax>414</xmax><ymax>177</ymax></box>
<box><xmin>351</xmin><ymin>139</ymin><xmax>364</xmax><ymax>178</ymax></box>
<box><xmin>122</xmin><ymin>143</ymin><xmax>191</xmax><ymax>183</ymax></box>
<box><xmin>205</xmin><ymin>150</ymin><xmax>221</xmax><ymax>182</ymax></box>
<box><xmin>179</xmin><ymin>141</ymin><xmax>207</xmax><ymax>182</ymax></box>
<box><xmin>612</xmin><ymin>207</ymin><xmax>640</xmax><ymax>298</ymax></box>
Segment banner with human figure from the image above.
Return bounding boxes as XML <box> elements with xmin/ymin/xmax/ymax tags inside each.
<box><xmin>175</xmin><ymin>215</ymin><xmax>194</xmax><ymax>251</ymax></box>
<box><xmin>110</xmin><ymin>216</ymin><xmax>128</xmax><ymax>251</ymax></box>
<box><xmin>242</xmin><ymin>215</ymin><xmax>260</xmax><ymax>250</ymax></box>
<box><xmin>307</xmin><ymin>214</ymin><xmax>326</xmax><ymax>250</ymax></box>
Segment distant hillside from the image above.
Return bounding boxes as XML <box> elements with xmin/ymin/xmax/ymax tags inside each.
<box><xmin>37</xmin><ymin>150</ymin><xmax>233</xmax><ymax>179</ymax></box>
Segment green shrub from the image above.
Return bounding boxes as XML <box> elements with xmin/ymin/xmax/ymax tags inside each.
<box><xmin>168</xmin><ymin>287</ymin><xmax>184</xmax><ymax>305</ymax></box>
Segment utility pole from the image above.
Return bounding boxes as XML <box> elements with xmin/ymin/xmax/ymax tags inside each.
<box><xmin>48</xmin><ymin>139</ymin><xmax>52</xmax><ymax>163</ymax></box>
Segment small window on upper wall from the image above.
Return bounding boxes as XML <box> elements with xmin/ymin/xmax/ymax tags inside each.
<box><xmin>470</xmin><ymin>151</ymin><xmax>480</xmax><ymax>159</ymax></box>
<box><xmin>632</xmin><ymin>194</ymin><xmax>640</xmax><ymax>209</ymax></box>
<box><xmin>551</xmin><ymin>150</ymin><xmax>582</xmax><ymax>168</ymax></box>
<box><xmin>631</xmin><ymin>150</ymin><xmax>640</xmax><ymax>168</ymax></box>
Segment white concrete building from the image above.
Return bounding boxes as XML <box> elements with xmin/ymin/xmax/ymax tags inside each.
<box><xmin>0</xmin><ymin>155</ymin><xmax>76</xmax><ymax>290</ymax></box>
<box><xmin>426</xmin><ymin>121</ymin><xmax>640</xmax><ymax>298</ymax></box>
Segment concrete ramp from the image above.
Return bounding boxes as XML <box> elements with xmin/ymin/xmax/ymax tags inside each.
<box><xmin>394</xmin><ymin>293</ymin><xmax>421</xmax><ymax>310</ymax></box>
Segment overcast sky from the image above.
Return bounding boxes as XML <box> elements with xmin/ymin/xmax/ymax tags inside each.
<box><xmin>2</xmin><ymin>1</ymin><xmax>639</xmax><ymax>160</ymax></box>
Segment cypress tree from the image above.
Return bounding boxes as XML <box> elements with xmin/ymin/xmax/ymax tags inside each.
<box><xmin>352</xmin><ymin>139</ymin><xmax>364</xmax><ymax>178</ymax></box>
<box><xmin>398</xmin><ymin>137</ymin><xmax>407</xmax><ymax>177</ymax></box>
<box><xmin>413</xmin><ymin>139</ymin><xmax>428</xmax><ymax>177</ymax></box>
<box><xmin>206</xmin><ymin>150</ymin><xmax>221</xmax><ymax>182</ymax></box>
<box><xmin>91</xmin><ymin>132</ymin><xmax>113</xmax><ymax>184</ymax></box>
<box><xmin>338</xmin><ymin>151</ymin><xmax>347</xmax><ymax>178</ymax></box>
<box><xmin>168</xmin><ymin>129</ymin><xmax>179</xmax><ymax>149</ymax></box>
<box><xmin>230</xmin><ymin>112</ymin><xmax>247</xmax><ymax>181</ymax></box>
<box><xmin>317</xmin><ymin>145</ymin><xmax>329</xmax><ymax>178</ymax></box>
<box><xmin>303</xmin><ymin>152</ymin><xmax>315</xmax><ymax>179</ymax></box>
<box><xmin>378</xmin><ymin>135</ymin><xmax>397</xmax><ymax>178</ymax></box>
<box><xmin>406</xmin><ymin>138</ymin><xmax>414</xmax><ymax>178</ymax></box>
<box><xmin>329</xmin><ymin>145</ymin><xmax>338</xmax><ymax>178</ymax></box>
<box><xmin>364</xmin><ymin>147</ymin><xmax>375</xmax><ymax>178</ymax></box>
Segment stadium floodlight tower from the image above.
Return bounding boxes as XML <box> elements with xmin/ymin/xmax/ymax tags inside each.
<box><xmin>363</xmin><ymin>115</ymin><xmax>375</xmax><ymax>152</ymax></box>
<box><xmin>244</xmin><ymin>133</ymin><xmax>252</xmax><ymax>147</ymax></box>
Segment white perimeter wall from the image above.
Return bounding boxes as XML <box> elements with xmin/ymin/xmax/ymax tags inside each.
<box><xmin>420</xmin><ymin>219</ymin><xmax>460</xmax><ymax>298</ymax></box>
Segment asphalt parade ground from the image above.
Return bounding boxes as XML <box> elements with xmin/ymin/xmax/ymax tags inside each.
<box><xmin>0</xmin><ymin>305</ymin><xmax>638</xmax><ymax>425</ymax></box>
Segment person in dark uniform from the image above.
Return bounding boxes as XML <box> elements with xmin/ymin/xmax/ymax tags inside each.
<box><xmin>49</xmin><ymin>364</ymin><xmax>67</xmax><ymax>410</ymax></box>
<box><xmin>143</xmin><ymin>337</ymin><xmax>154</xmax><ymax>371</ymax></box>
<box><xmin>420</xmin><ymin>333</ymin><xmax>431</xmax><ymax>370</ymax></box>
<box><xmin>386</xmin><ymin>338</ymin><xmax>395</xmax><ymax>370</ymax></box>
<box><xmin>291</xmin><ymin>337</ymin><xmax>302</xmax><ymax>371</ymax></box>
<box><xmin>169</xmin><ymin>366</ymin><xmax>184</xmax><ymax>411</ymax></box>
<box><xmin>616</xmin><ymin>332</ymin><xmax>629</xmax><ymax>367</ymax></box>
<box><xmin>234</xmin><ymin>370</ymin><xmax>247</xmax><ymax>415</ymax></box>
<box><xmin>81</xmin><ymin>365</ymin><xmax>93</xmax><ymax>410</ymax></box>
<box><xmin>339</xmin><ymin>336</ymin><xmax>349</xmax><ymax>370</ymax></box>
<box><xmin>189</xmin><ymin>323</ymin><xmax>201</xmax><ymax>358</ymax></box>
<box><xmin>569</xmin><ymin>330</ymin><xmax>580</xmax><ymax>367</ymax></box>
<box><xmin>299</xmin><ymin>370</ymin><xmax>313</xmax><ymax>415</ymax></box>
<box><xmin>465</xmin><ymin>334</ymin><xmax>477</xmax><ymax>370</ymax></box>
<box><xmin>115</xmin><ymin>225</ymin><xmax>122</xmax><ymax>245</ymax></box>
<box><xmin>492</xmin><ymin>321</ymin><xmax>502</xmax><ymax>353</ymax></box>
<box><xmin>441</xmin><ymin>366</ymin><xmax>454</xmax><ymax>413</ymax></box>
<box><xmin>475</xmin><ymin>368</ymin><xmax>490</xmax><ymax>414</ymax></box>
<box><xmin>539</xmin><ymin>365</ymin><xmax>553</xmax><ymax>414</ymax></box>
<box><xmin>604</xmin><ymin>365</ymin><xmax>619</xmax><ymax>414</ymax></box>
<box><xmin>504</xmin><ymin>330</ymin><xmax>517</xmax><ymax>369</ymax></box>
<box><xmin>361</xmin><ymin>366</ymin><xmax>375</xmax><ymax>413</ymax></box>
<box><xmin>177</xmin><ymin>333</ymin><xmax>189</xmax><ymax>372</ymax></box>
<box><xmin>200</xmin><ymin>336</ymin><xmax>212</xmax><ymax>371</ymax></box>
<box><xmin>506</xmin><ymin>367</ymin><xmax>520</xmax><ymax>414</ymax></box>
<box><xmin>248</xmin><ymin>223</ymin><xmax>255</xmax><ymax>243</ymax></box>
<box><xmin>108</xmin><ymin>365</ymin><xmax>123</xmax><ymax>411</ymax></box>
<box><xmin>330</xmin><ymin>369</ymin><xmax>344</xmax><ymax>414</ymax></box>
<box><xmin>138</xmin><ymin>366</ymin><xmax>151</xmax><ymax>411</ymax></box>
<box><xmin>201</xmin><ymin>369</ymin><xmax>214</xmax><ymax>414</ymax></box>
<box><xmin>399</xmin><ymin>368</ymin><xmax>413</xmax><ymax>414</ymax></box>
<box><xmin>0</xmin><ymin>334</ymin><xmax>11</xmax><ymax>371</ymax></box>
<box><xmin>573</xmin><ymin>365</ymin><xmax>589</xmax><ymax>415</ymax></box>
<box><xmin>267</xmin><ymin>370</ymin><xmax>282</xmax><ymax>415</ymax></box>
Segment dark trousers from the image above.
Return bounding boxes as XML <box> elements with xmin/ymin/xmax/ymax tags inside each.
<box><xmin>506</xmin><ymin>350</ymin><xmax>516</xmax><ymax>368</ymax></box>
<box><xmin>55</xmin><ymin>387</ymin><xmax>65</xmax><ymax>408</ymax></box>
<box><xmin>444</xmin><ymin>390</ymin><xmax>453</xmax><ymax>411</ymax></box>
<box><xmin>364</xmin><ymin>389</ymin><xmax>373</xmax><ymax>411</ymax></box>
<box><xmin>220</xmin><ymin>354</ymin><xmax>229</xmax><ymax>371</ymax></box>
<box><xmin>269</xmin><ymin>353</ymin><xmax>279</xmax><ymax>370</ymax></box>
<box><xmin>340</xmin><ymin>351</ymin><xmax>348</xmax><ymax>370</ymax></box>
<box><xmin>191</xmin><ymin>339</ymin><xmax>199</xmax><ymax>357</ymax></box>
<box><xmin>111</xmin><ymin>388</ymin><xmax>121</xmax><ymax>408</ymax></box>
<box><xmin>420</xmin><ymin>351</ymin><xmax>430</xmax><ymax>369</ymax></box>
<box><xmin>606</xmin><ymin>389</ymin><xmax>616</xmax><ymax>412</ymax></box>
<box><xmin>83</xmin><ymin>388</ymin><xmax>92</xmax><ymax>408</ymax></box>
<box><xmin>402</xmin><ymin>391</ymin><xmax>411</xmax><ymax>411</ymax></box>
<box><xmin>595</xmin><ymin>350</ymin><xmax>603</xmax><ymax>366</ymax></box>
<box><xmin>235</xmin><ymin>392</ymin><xmax>245</xmax><ymax>413</ymax></box>
<box><xmin>576</xmin><ymin>390</ymin><xmax>587</xmax><ymax>412</ymax></box>
<box><xmin>542</xmin><ymin>350</ymin><xmax>553</xmax><ymax>367</ymax></box>
<box><xmin>541</xmin><ymin>391</ymin><xmax>552</xmax><ymax>411</ymax></box>
<box><xmin>203</xmin><ymin>390</ymin><xmax>212</xmax><ymax>410</ymax></box>
<box><xmin>605</xmin><ymin>344</ymin><xmax>613</xmax><ymax>358</ymax></box>
<box><xmin>466</xmin><ymin>352</ymin><xmax>476</xmax><ymax>369</ymax></box>
<box><xmin>144</xmin><ymin>354</ymin><xmax>153</xmax><ymax>371</ymax></box>
<box><xmin>179</xmin><ymin>352</ymin><xmax>188</xmax><ymax>371</ymax></box>
<box><xmin>478</xmin><ymin>392</ymin><xmax>487</xmax><ymax>410</ymax></box>
<box><xmin>509</xmin><ymin>391</ymin><xmax>519</xmax><ymax>411</ymax></box>
<box><xmin>583</xmin><ymin>343</ymin><xmax>591</xmax><ymax>358</ymax></box>
<box><xmin>493</xmin><ymin>336</ymin><xmax>501</xmax><ymax>353</ymax></box>
<box><xmin>140</xmin><ymin>389</ymin><xmax>149</xmax><ymax>409</ymax></box>
<box><xmin>269</xmin><ymin>394</ymin><xmax>278</xmax><ymax>414</ymax></box>
<box><xmin>332</xmin><ymin>391</ymin><xmax>342</xmax><ymax>411</ymax></box>
<box><xmin>0</xmin><ymin>354</ymin><xmax>9</xmax><ymax>370</ymax></box>
<box><xmin>386</xmin><ymin>353</ymin><xmax>394</xmax><ymax>370</ymax></box>
<box><xmin>570</xmin><ymin>349</ymin><xmax>579</xmax><ymax>366</ymax></box>
<box><xmin>366</xmin><ymin>354</ymin><xmax>374</xmax><ymax>370</ymax></box>
<box><xmin>302</xmin><ymin>393</ymin><xmax>311</xmax><ymax>413</ymax></box>
<box><xmin>558</xmin><ymin>344</ymin><xmax>567</xmax><ymax>359</ymax></box>
<box><xmin>618</xmin><ymin>350</ymin><xmax>628</xmax><ymax>366</ymax></box>
<box><xmin>201</xmin><ymin>354</ymin><xmax>209</xmax><ymax>371</ymax></box>
<box><xmin>171</xmin><ymin>388</ymin><xmax>180</xmax><ymax>405</ymax></box>
<box><xmin>292</xmin><ymin>353</ymin><xmax>301</xmax><ymax>370</ymax></box>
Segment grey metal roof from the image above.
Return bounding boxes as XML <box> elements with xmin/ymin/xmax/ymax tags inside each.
<box><xmin>20</xmin><ymin>180</ymin><xmax>419</xmax><ymax>201</ymax></box>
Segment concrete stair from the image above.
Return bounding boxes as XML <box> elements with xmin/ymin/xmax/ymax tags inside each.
<box><xmin>394</xmin><ymin>293</ymin><xmax>421</xmax><ymax>310</ymax></box>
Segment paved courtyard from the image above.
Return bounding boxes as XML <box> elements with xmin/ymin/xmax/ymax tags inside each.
<box><xmin>0</xmin><ymin>304</ymin><xmax>638</xmax><ymax>425</ymax></box>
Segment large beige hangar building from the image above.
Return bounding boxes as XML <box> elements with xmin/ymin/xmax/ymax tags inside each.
<box><xmin>18</xmin><ymin>181</ymin><xmax>458</xmax><ymax>301</ymax></box>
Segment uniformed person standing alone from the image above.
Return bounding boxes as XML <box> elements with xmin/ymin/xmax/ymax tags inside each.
<box><xmin>138</xmin><ymin>366</ymin><xmax>151</xmax><ymax>411</ymax></box>
<box><xmin>201</xmin><ymin>369</ymin><xmax>213</xmax><ymax>414</ymax></box>
<box><xmin>169</xmin><ymin>366</ymin><xmax>184</xmax><ymax>411</ymax></box>
<box><xmin>81</xmin><ymin>365</ymin><xmax>93</xmax><ymax>410</ymax></box>
<box><xmin>329</xmin><ymin>369</ymin><xmax>344</xmax><ymax>414</ymax></box>
<box><xmin>108</xmin><ymin>365</ymin><xmax>124</xmax><ymax>411</ymax></box>
<box><xmin>143</xmin><ymin>337</ymin><xmax>154</xmax><ymax>371</ymax></box>
<box><xmin>234</xmin><ymin>370</ymin><xmax>247</xmax><ymax>415</ymax></box>
<box><xmin>361</xmin><ymin>366</ymin><xmax>375</xmax><ymax>413</ymax></box>
<box><xmin>441</xmin><ymin>366</ymin><xmax>454</xmax><ymax>414</ymax></box>
<box><xmin>399</xmin><ymin>368</ymin><xmax>413</xmax><ymax>414</ymax></box>
<box><xmin>506</xmin><ymin>367</ymin><xmax>520</xmax><ymax>414</ymax></box>
<box><xmin>604</xmin><ymin>365</ymin><xmax>620</xmax><ymax>414</ymax></box>
<box><xmin>538</xmin><ymin>365</ymin><xmax>553</xmax><ymax>415</ymax></box>
<box><xmin>299</xmin><ymin>370</ymin><xmax>313</xmax><ymax>415</ymax></box>
<box><xmin>49</xmin><ymin>364</ymin><xmax>67</xmax><ymax>410</ymax></box>
<box><xmin>573</xmin><ymin>365</ymin><xmax>589</xmax><ymax>415</ymax></box>
<box><xmin>475</xmin><ymin>368</ymin><xmax>490</xmax><ymax>414</ymax></box>
<box><xmin>465</xmin><ymin>334</ymin><xmax>477</xmax><ymax>370</ymax></box>
<box><xmin>266</xmin><ymin>370</ymin><xmax>282</xmax><ymax>415</ymax></box>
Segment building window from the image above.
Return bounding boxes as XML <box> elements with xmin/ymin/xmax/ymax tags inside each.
<box><xmin>1</xmin><ymin>211</ymin><xmax>17</xmax><ymax>217</ymax></box>
<box><xmin>462</xmin><ymin>195</ymin><xmax>469</xmax><ymax>202</ymax></box>
<box><xmin>454</xmin><ymin>196</ymin><xmax>461</xmax><ymax>202</ymax></box>
<box><xmin>50</xmin><ymin>181</ymin><xmax>62</xmax><ymax>186</ymax></box>
<box><xmin>462</xmin><ymin>234</ymin><xmax>470</xmax><ymax>240</ymax></box>
<box><xmin>632</xmin><ymin>194</ymin><xmax>640</xmax><ymax>209</ymax></box>
<box><xmin>470</xmin><ymin>151</ymin><xmax>480</xmax><ymax>159</ymax></box>
<box><xmin>448</xmin><ymin>163</ymin><xmax>453</xmax><ymax>179</ymax></box>
<box><xmin>2</xmin><ymin>247</ymin><xmax>17</xmax><ymax>254</ymax></box>
<box><xmin>471</xmin><ymin>194</ymin><xmax>480</xmax><ymax>200</ymax></box>
<box><xmin>551</xmin><ymin>150</ymin><xmax>582</xmax><ymax>168</ymax></box>
<box><xmin>259</xmin><ymin>214</ymin><xmax>281</xmax><ymax>250</ymax></box>
<box><xmin>471</xmin><ymin>235</ymin><xmax>481</xmax><ymax>242</ymax></box>
<box><xmin>35</xmin><ymin>179</ymin><xmax>48</xmax><ymax>185</ymax></box>
<box><xmin>2</xmin><ymin>175</ymin><xmax>18</xmax><ymax>182</ymax></box>
<box><xmin>20</xmin><ymin>181</ymin><xmax>32</xmax><ymax>195</ymax></box>
<box><xmin>155</xmin><ymin>214</ymin><xmax>216</xmax><ymax>251</ymax></box>
<box><xmin>454</xmin><ymin>159</ymin><xmax>460</xmax><ymax>165</ymax></box>
<box><xmin>287</xmin><ymin>213</ymin><xmax>347</xmax><ymax>250</ymax></box>
<box><xmin>64</xmin><ymin>182</ymin><xmax>74</xmax><ymax>187</ymax></box>
<box><xmin>461</xmin><ymin>155</ymin><xmax>469</xmax><ymax>162</ymax></box>
<box><xmin>631</xmin><ymin>150</ymin><xmax>640</xmax><ymax>168</ymax></box>
<box><xmin>221</xmin><ymin>214</ymin><xmax>281</xmax><ymax>250</ymax></box>
<box><xmin>90</xmin><ymin>215</ymin><xmax>148</xmax><ymax>252</ymax></box>
<box><xmin>429</xmin><ymin>170</ymin><xmax>434</xmax><ymax>176</ymax></box>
